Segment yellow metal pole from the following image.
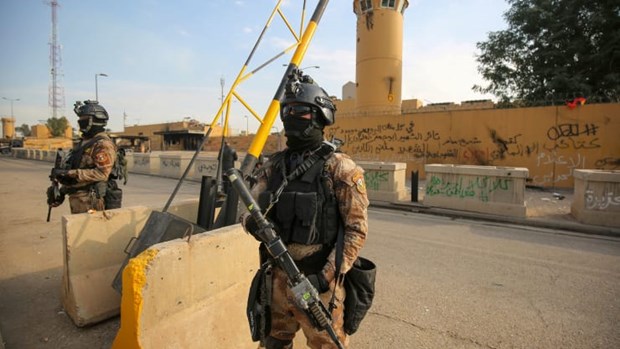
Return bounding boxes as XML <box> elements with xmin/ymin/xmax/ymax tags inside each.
<box><xmin>242</xmin><ymin>0</ymin><xmax>330</xmax><ymax>175</ymax></box>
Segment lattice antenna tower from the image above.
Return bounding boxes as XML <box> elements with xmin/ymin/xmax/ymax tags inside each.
<box><xmin>47</xmin><ymin>0</ymin><xmax>65</xmax><ymax>118</ymax></box>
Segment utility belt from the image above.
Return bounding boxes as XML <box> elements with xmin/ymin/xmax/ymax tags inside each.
<box><xmin>259</xmin><ymin>243</ymin><xmax>331</xmax><ymax>275</ymax></box>
<box><xmin>63</xmin><ymin>184</ymin><xmax>96</xmax><ymax>196</ymax></box>
<box><xmin>65</xmin><ymin>180</ymin><xmax>122</xmax><ymax>210</ymax></box>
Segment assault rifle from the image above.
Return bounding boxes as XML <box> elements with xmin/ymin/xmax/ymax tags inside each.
<box><xmin>226</xmin><ymin>168</ymin><xmax>344</xmax><ymax>349</ymax></box>
<box><xmin>46</xmin><ymin>149</ymin><xmax>64</xmax><ymax>222</ymax></box>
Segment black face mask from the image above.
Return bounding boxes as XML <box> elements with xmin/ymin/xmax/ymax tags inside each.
<box><xmin>79</xmin><ymin>119</ymin><xmax>105</xmax><ymax>139</ymax></box>
<box><xmin>78</xmin><ymin>118</ymin><xmax>91</xmax><ymax>132</ymax></box>
<box><xmin>283</xmin><ymin>117</ymin><xmax>323</xmax><ymax>151</ymax></box>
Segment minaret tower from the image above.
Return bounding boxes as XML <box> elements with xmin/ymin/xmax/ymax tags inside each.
<box><xmin>353</xmin><ymin>0</ymin><xmax>408</xmax><ymax>114</ymax></box>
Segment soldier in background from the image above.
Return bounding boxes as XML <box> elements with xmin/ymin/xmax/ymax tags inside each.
<box><xmin>47</xmin><ymin>100</ymin><xmax>121</xmax><ymax>213</ymax></box>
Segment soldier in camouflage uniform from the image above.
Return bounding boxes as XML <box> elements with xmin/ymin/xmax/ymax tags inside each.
<box><xmin>243</xmin><ymin>70</ymin><xmax>369</xmax><ymax>349</ymax></box>
<box><xmin>48</xmin><ymin>100</ymin><xmax>118</xmax><ymax>214</ymax></box>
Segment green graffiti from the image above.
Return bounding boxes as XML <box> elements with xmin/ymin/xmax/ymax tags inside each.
<box><xmin>426</xmin><ymin>175</ymin><xmax>512</xmax><ymax>202</ymax></box>
<box><xmin>364</xmin><ymin>171</ymin><xmax>389</xmax><ymax>191</ymax></box>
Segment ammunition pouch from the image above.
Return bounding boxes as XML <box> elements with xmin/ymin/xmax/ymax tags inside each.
<box><xmin>247</xmin><ymin>261</ymin><xmax>273</xmax><ymax>342</ymax></box>
<box><xmin>343</xmin><ymin>257</ymin><xmax>376</xmax><ymax>335</ymax></box>
<box><xmin>104</xmin><ymin>180</ymin><xmax>123</xmax><ymax>210</ymax></box>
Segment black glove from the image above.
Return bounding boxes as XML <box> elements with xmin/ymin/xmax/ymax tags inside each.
<box><xmin>307</xmin><ymin>272</ymin><xmax>329</xmax><ymax>294</ymax></box>
<box><xmin>46</xmin><ymin>186</ymin><xmax>65</xmax><ymax>207</ymax></box>
<box><xmin>51</xmin><ymin>169</ymin><xmax>71</xmax><ymax>179</ymax></box>
<box><xmin>51</xmin><ymin>169</ymin><xmax>77</xmax><ymax>185</ymax></box>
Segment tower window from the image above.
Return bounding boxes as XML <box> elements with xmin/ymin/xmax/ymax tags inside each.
<box><xmin>381</xmin><ymin>0</ymin><xmax>396</xmax><ymax>8</ymax></box>
<box><xmin>360</xmin><ymin>0</ymin><xmax>373</xmax><ymax>13</ymax></box>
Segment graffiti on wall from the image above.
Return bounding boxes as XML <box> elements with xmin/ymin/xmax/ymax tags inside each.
<box><xmin>425</xmin><ymin>175</ymin><xmax>512</xmax><ymax>202</ymax></box>
<box><xmin>531</xmin><ymin>151</ymin><xmax>587</xmax><ymax>185</ymax></box>
<box><xmin>585</xmin><ymin>189</ymin><xmax>620</xmax><ymax>210</ymax></box>
<box><xmin>326</xmin><ymin>109</ymin><xmax>617</xmax><ymax>188</ymax></box>
<box><xmin>134</xmin><ymin>156</ymin><xmax>150</xmax><ymax>166</ymax></box>
<box><xmin>161</xmin><ymin>159</ymin><xmax>180</xmax><ymax>168</ymax></box>
<box><xmin>196</xmin><ymin>162</ymin><xmax>218</xmax><ymax>176</ymax></box>
<box><xmin>364</xmin><ymin>171</ymin><xmax>389</xmax><ymax>191</ymax></box>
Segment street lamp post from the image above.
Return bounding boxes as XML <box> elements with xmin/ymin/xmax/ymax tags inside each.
<box><xmin>95</xmin><ymin>73</ymin><xmax>108</xmax><ymax>101</ymax></box>
<box><xmin>2</xmin><ymin>97</ymin><xmax>20</xmax><ymax>117</ymax></box>
<box><xmin>244</xmin><ymin>115</ymin><xmax>249</xmax><ymax>136</ymax></box>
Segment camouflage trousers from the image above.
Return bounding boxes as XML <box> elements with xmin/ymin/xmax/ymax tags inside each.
<box><xmin>68</xmin><ymin>190</ymin><xmax>104</xmax><ymax>214</ymax></box>
<box><xmin>263</xmin><ymin>267</ymin><xmax>349</xmax><ymax>349</ymax></box>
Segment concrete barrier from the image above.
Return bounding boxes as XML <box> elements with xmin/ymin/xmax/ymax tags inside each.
<box><xmin>358</xmin><ymin>161</ymin><xmax>409</xmax><ymax>202</ymax></box>
<box><xmin>424</xmin><ymin>164</ymin><xmax>529</xmax><ymax>217</ymax></box>
<box><xmin>132</xmin><ymin>152</ymin><xmax>160</xmax><ymax>175</ymax></box>
<box><xmin>112</xmin><ymin>224</ymin><xmax>260</xmax><ymax>348</ymax></box>
<box><xmin>10</xmin><ymin>148</ymin><xmax>411</xmax><ymax>207</ymax></box>
<box><xmin>61</xmin><ymin>199</ymin><xmax>200</xmax><ymax>327</ymax></box>
<box><xmin>192</xmin><ymin>155</ymin><xmax>220</xmax><ymax>181</ymax></box>
<box><xmin>571</xmin><ymin>170</ymin><xmax>620</xmax><ymax>227</ymax></box>
<box><xmin>160</xmin><ymin>153</ymin><xmax>194</xmax><ymax>179</ymax></box>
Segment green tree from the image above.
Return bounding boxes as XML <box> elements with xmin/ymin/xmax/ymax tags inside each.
<box><xmin>16</xmin><ymin>124</ymin><xmax>31</xmax><ymax>137</ymax></box>
<box><xmin>474</xmin><ymin>0</ymin><xmax>620</xmax><ymax>104</ymax></box>
<box><xmin>46</xmin><ymin>116</ymin><xmax>70</xmax><ymax>137</ymax></box>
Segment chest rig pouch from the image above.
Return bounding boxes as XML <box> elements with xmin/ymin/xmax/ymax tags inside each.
<box><xmin>261</xmin><ymin>153</ymin><xmax>339</xmax><ymax>246</ymax></box>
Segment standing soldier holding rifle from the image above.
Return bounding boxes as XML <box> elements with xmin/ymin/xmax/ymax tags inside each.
<box><xmin>46</xmin><ymin>100</ymin><xmax>121</xmax><ymax>215</ymax></box>
<box><xmin>240</xmin><ymin>69</ymin><xmax>369</xmax><ymax>349</ymax></box>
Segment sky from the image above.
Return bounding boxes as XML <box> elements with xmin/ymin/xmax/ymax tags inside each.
<box><xmin>0</xmin><ymin>0</ymin><xmax>509</xmax><ymax>134</ymax></box>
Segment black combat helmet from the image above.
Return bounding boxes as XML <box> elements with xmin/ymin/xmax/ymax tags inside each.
<box><xmin>74</xmin><ymin>100</ymin><xmax>108</xmax><ymax>134</ymax></box>
<box><xmin>280</xmin><ymin>69</ymin><xmax>336</xmax><ymax>127</ymax></box>
<box><xmin>74</xmin><ymin>100</ymin><xmax>109</xmax><ymax>124</ymax></box>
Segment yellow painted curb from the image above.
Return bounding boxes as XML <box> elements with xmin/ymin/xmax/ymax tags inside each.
<box><xmin>112</xmin><ymin>249</ymin><xmax>159</xmax><ymax>349</ymax></box>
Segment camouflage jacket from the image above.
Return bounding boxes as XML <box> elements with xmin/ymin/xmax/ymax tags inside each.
<box><xmin>250</xmin><ymin>150</ymin><xmax>369</xmax><ymax>284</ymax></box>
<box><xmin>65</xmin><ymin>132</ymin><xmax>117</xmax><ymax>190</ymax></box>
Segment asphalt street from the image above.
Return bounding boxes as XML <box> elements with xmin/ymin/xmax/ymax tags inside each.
<box><xmin>1</xmin><ymin>156</ymin><xmax>619</xmax><ymax>348</ymax></box>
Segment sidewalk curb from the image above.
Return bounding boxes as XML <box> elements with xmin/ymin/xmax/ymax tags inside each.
<box><xmin>371</xmin><ymin>201</ymin><xmax>620</xmax><ymax>238</ymax></box>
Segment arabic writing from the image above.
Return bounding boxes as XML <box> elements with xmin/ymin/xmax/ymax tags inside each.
<box><xmin>134</xmin><ymin>156</ymin><xmax>150</xmax><ymax>166</ymax></box>
<box><xmin>425</xmin><ymin>175</ymin><xmax>512</xmax><ymax>202</ymax></box>
<box><xmin>161</xmin><ymin>159</ymin><xmax>180</xmax><ymax>168</ymax></box>
<box><xmin>585</xmin><ymin>190</ymin><xmax>620</xmax><ymax>210</ymax></box>
<box><xmin>196</xmin><ymin>162</ymin><xmax>218</xmax><ymax>176</ymax></box>
<box><xmin>364</xmin><ymin>171</ymin><xmax>389</xmax><ymax>191</ymax></box>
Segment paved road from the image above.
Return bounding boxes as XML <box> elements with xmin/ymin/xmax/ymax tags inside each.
<box><xmin>1</xmin><ymin>156</ymin><xmax>619</xmax><ymax>348</ymax></box>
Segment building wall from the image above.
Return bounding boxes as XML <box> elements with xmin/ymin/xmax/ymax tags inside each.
<box><xmin>324</xmin><ymin>103</ymin><xmax>620</xmax><ymax>189</ymax></box>
<box><xmin>123</xmin><ymin>121</ymin><xmax>223</xmax><ymax>151</ymax></box>
<box><xmin>31</xmin><ymin>124</ymin><xmax>51</xmax><ymax>138</ymax></box>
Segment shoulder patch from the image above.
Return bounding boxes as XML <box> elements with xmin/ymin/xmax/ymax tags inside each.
<box><xmin>95</xmin><ymin>151</ymin><xmax>112</xmax><ymax>166</ymax></box>
<box><xmin>352</xmin><ymin>172</ymin><xmax>366</xmax><ymax>194</ymax></box>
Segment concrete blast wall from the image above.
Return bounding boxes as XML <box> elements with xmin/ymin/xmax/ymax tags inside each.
<box><xmin>112</xmin><ymin>225</ymin><xmax>261</xmax><ymax>349</ymax></box>
<box><xmin>61</xmin><ymin>199</ymin><xmax>311</xmax><ymax>348</ymax></box>
<box><xmin>326</xmin><ymin>103</ymin><xmax>620</xmax><ymax>189</ymax></box>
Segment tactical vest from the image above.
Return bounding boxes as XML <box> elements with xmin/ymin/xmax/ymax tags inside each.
<box><xmin>260</xmin><ymin>152</ymin><xmax>340</xmax><ymax>246</ymax></box>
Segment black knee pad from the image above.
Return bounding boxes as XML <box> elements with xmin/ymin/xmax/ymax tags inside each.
<box><xmin>264</xmin><ymin>336</ymin><xmax>293</xmax><ymax>349</ymax></box>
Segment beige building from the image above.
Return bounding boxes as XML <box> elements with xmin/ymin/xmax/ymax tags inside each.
<box><xmin>122</xmin><ymin>119</ymin><xmax>223</xmax><ymax>151</ymax></box>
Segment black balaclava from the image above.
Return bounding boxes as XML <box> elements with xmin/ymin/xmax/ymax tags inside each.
<box><xmin>283</xmin><ymin>116</ymin><xmax>323</xmax><ymax>152</ymax></box>
<box><xmin>79</xmin><ymin>117</ymin><xmax>105</xmax><ymax>138</ymax></box>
